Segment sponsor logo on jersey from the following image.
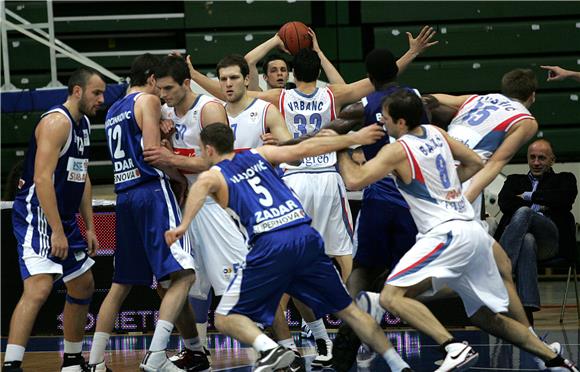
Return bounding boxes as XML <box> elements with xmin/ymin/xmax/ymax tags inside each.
<box><xmin>253</xmin><ymin>207</ymin><xmax>306</xmax><ymax>233</ymax></box>
<box><xmin>114</xmin><ymin>168</ymin><xmax>141</xmax><ymax>184</ymax></box>
<box><xmin>66</xmin><ymin>157</ymin><xmax>88</xmax><ymax>183</ymax></box>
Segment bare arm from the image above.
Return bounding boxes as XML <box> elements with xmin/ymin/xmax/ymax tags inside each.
<box><xmin>431</xmin><ymin>93</ymin><xmax>474</xmax><ymax>110</ymax></box>
<box><xmin>33</xmin><ymin>113</ymin><xmax>71</xmax><ymax>260</ymax></box>
<box><xmin>79</xmin><ymin>175</ymin><xmax>99</xmax><ymax>256</ymax></box>
<box><xmin>264</xmin><ymin>104</ymin><xmax>292</xmax><ymax>143</ymax></box>
<box><xmin>463</xmin><ymin>119</ymin><xmax>538</xmax><ymax>203</ymax></box>
<box><xmin>435</xmin><ymin>127</ymin><xmax>484</xmax><ymax>183</ymax></box>
<box><xmin>164</xmin><ymin>170</ymin><xmax>223</xmax><ymax>246</ymax></box>
<box><xmin>245</xmin><ymin>35</ymin><xmax>285</xmax><ymax>91</ymax></box>
<box><xmin>247</xmin><ymin>88</ymin><xmax>283</xmax><ymax>108</ymax></box>
<box><xmin>257</xmin><ymin>124</ymin><xmax>385</xmax><ymax>165</ymax></box>
<box><xmin>309</xmin><ymin>28</ymin><xmax>345</xmax><ymax>84</ymax></box>
<box><xmin>186</xmin><ymin>55</ymin><xmax>225</xmax><ymax>100</ymax></box>
<box><xmin>330</xmin><ymin>78</ymin><xmax>374</xmax><ymax>110</ymax></box>
<box><xmin>396</xmin><ymin>26</ymin><xmax>438</xmax><ymax>75</ymax></box>
<box><xmin>338</xmin><ymin>142</ymin><xmax>406</xmax><ymax>190</ymax></box>
<box><xmin>541</xmin><ymin>65</ymin><xmax>580</xmax><ymax>82</ymax></box>
<box><xmin>326</xmin><ymin>101</ymin><xmax>366</xmax><ymax>134</ymax></box>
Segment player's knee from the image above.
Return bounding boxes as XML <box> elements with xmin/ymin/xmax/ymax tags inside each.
<box><xmin>68</xmin><ymin>272</ymin><xmax>95</xmax><ymax>298</ymax></box>
<box><xmin>23</xmin><ymin>280</ymin><xmax>53</xmax><ymax>305</ymax></box>
<box><xmin>214</xmin><ymin>314</ymin><xmax>227</xmax><ymax>333</ymax></box>
<box><xmin>378</xmin><ymin>287</ymin><xmax>397</xmax><ymax>312</ymax></box>
<box><xmin>512</xmin><ymin>206</ymin><xmax>533</xmax><ymax>222</ymax></box>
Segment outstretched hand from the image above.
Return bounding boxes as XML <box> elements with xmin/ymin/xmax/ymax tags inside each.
<box><xmin>308</xmin><ymin>27</ymin><xmax>321</xmax><ymax>53</ymax></box>
<box><xmin>351</xmin><ymin>124</ymin><xmax>386</xmax><ymax>145</ymax></box>
<box><xmin>541</xmin><ymin>65</ymin><xmax>573</xmax><ymax>82</ymax></box>
<box><xmin>407</xmin><ymin>25</ymin><xmax>438</xmax><ymax>56</ymax></box>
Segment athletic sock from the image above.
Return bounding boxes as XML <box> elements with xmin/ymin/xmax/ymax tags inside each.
<box><xmin>4</xmin><ymin>344</ymin><xmax>25</xmax><ymax>363</ymax></box>
<box><xmin>89</xmin><ymin>332</ymin><xmax>111</xmax><ymax>365</ymax></box>
<box><xmin>307</xmin><ymin>319</ymin><xmax>330</xmax><ymax>341</ymax></box>
<box><xmin>62</xmin><ymin>340</ymin><xmax>84</xmax><ymax>367</ymax></box>
<box><xmin>196</xmin><ymin>321</ymin><xmax>208</xmax><ymax>348</ymax></box>
<box><xmin>150</xmin><ymin>319</ymin><xmax>174</xmax><ymax>352</ymax></box>
<box><xmin>64</xmin><ymin>340</ymin><xmax>83</xmax><ymax>355</ymax></box>
<box><xmin>184</xmin><ymin>336</ymin><xmax>203</xmax><ymax>352</ymax></box>
<box><xmin>382</xmin><ymin>348</ymin><xmax>410</xmax><ymax>371</ymax></box>
<box><xmin>252</xmin><ymin>334</ymin><xmax>279</xmax><ymax>352</ymax></box>
<box><xmin>278</xmin><ymin>338</ymin><xmax>298</xmax><ymax>351</ymax></box>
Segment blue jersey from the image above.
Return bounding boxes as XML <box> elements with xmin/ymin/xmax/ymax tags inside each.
<box><xmin>14</xmin><ymin>105</ymin><xmax>90</xmax><ymax>218</ymax></box>
<box><xmin>105</xmin><ymin>92</ymin><xmax>165</xmax><ymax>192</ymax></box>
<box><xmin>215</xmin><ymin>150</ymin><xmax>311</xmax><ymax>244</ymax></box>
<box><xmin>361</xmin><ymin>85</ymin><xmax>428</xmax><ymax>207</ymax></box>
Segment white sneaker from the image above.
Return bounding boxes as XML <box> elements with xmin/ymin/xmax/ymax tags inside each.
<box><xmin>88</xmin><ymin>360</ymin><xmax>112</xmax><ymax>372</ymax></box>
<box><xmin>140</xmin><ymin>350</ymin><xmax>185</xmax><ymax>372</ymax></box>
<box><xmin>435</xmin><ymin>341</ymin><xmax>478</xmax><ymax>372</ymax></box>
<box><xmin>310</xmin><ymin>338</ymin><xmax>333</xmax><ymax>369</ymax></box>
<box><xmin>61</xmin><ymin>366</ymin><xmax>87</xmax><ymax>372</ymax></box>
<box><xmin>356</xmin><ymin>344</ymin><xmax>377</xmax><ymax>368</ymax></box>
<box><xmin>355</xmin><ymin>291</ymin><xmax>385</xmax><ymax>324</ymax></box>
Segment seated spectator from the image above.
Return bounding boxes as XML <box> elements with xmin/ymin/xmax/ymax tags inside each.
<box><xmin>495</xmin><ymin>139</ymin><xmax>578</xmax><ymax>324</ymax></box>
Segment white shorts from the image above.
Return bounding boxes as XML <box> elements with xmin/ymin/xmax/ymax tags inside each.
<box><xmin>386</xmin><ymin>220</ymin><xmax>508</xmax><ymax>317</ymax></box>
<box><xmin>187</xmin><ymin>198</ymin><xmax>248</xmax><ymax>299</ymax></box>
<box><xmin>282</xmin><ymin>171</ymin><xmax>353</xmax><ymax>256</ymax></box>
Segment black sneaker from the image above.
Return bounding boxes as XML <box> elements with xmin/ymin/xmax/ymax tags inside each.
<box><xmin>311</xmin><ymin>339</ymin><xmax>333</xmax><ymax>369</ymax></box>
<box><xmin>546</xmin><ymin>357</ymin><xmax>580</xmax><ymax>372</ymax></box>
<box><xmin>61</xmin><ymin>353</ymin><xmax>91</xmax><ymax>372</ymax></box>
<box><xmin>331</xmin><ymin>324</ymin><xmax>361</xmax><ymax>372</ymax></box>
<box><xmin>2</xmin><ymin>361</ymin><xmax>23</xmax><ymax>372</ymax></box>
<box><xmin>168</xmin><ymin>348</ymin><xmax>211</xmax><ymax>372</ymax></box>
<box><xmin>254</xmin><ymin>346</ymin><xmax>295</xmax><ymax>372</ymax></box>
<box><xmin>289</xmin><ymin>350</ymin><xmax>306</xmax><ymax>372</ymax></box>
<box><xmin>87</xmin><ymin>361</ymin><xmax>112</xmax><ymax>372</ymax></box>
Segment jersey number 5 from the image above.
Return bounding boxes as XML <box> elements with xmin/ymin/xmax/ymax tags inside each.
<box><xmin>248</xmin><ymin>176</ymin><xmax>273</xmax><ymax>207</ymax></box>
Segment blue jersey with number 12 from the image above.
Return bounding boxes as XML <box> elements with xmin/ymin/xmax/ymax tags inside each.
<box><xmin>215</xmin><ymin>150</ymin><xmax>311</xmax><ymax>244</ymax></box>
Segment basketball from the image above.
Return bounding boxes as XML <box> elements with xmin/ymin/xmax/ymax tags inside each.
<box><xmin>278</xmin><ymin>21</ymin><xmax>312</xmax><ymax>55</ymax></box>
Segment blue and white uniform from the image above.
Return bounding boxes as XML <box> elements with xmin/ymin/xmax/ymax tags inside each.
<box><xmin>385</xmin><ymin>125</ymin><xmax>508</xmax><ymax>317</ymax></box>
<box><xmin>106</xmin><ymin>92</ymin><xmax>194</xmax><ymax>285</ymax></box>
<box><xmin>13</xmin><ymin>105</ymin><xmax>94</xmax><ymax>282</ymax></box>
<box><xmin>354</xmin><ymin>86</ymin><xmax>422</xmax><ymax>269</ymax></box>
<box><xmin>214</xmin><ymin>150</ymin><xmax>352</xmax><ymax>325</ymax></box>
<box><xmin>279</xmin><ymin>87</ymin><xmax>353</xmax><ymax>257</ymax></box>
<box><xmin>162</xmin><ymin>97</ymin><xmax>247</xmax><ymax>298</ymax></box>
<box><xmin>227</xmin><ymin>98</ymin><xmax>271</xmax><ymax>152</ymax></box>
<box><xmin>447</xmin><ymin>93</ymin><xmax>535</xmax><ymax>220</ymax></box>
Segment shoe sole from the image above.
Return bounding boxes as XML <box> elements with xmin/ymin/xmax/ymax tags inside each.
<box><xmin>254</xmin><ymin>350</ymin><xmax>295</xmax><ymax>372</ymax></box>
<box><xmin>452</xmin><ymin>351</ymin><xmax>479</xmax><ymax>372</ymax></box>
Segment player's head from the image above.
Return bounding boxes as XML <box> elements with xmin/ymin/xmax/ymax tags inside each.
<box><xmin>422</xmin><ymin>94</ymin><xmax>457</xmax><ymax>130</ymax></box>
<box><xmin>527</xmin><ymin>139</ymin><xmax>555</xmax><ymax>177</ymax></box>
<box><xmin>200</xmin><ymin>123</ymin><xmax>235</xmax><ymax>162</ymax></box>
<box><xmin>262</xmin><ymin>53</ymin><xmax>289</xmax><ymax>89</ymax></box>
<box><xmin>365</xmin><ymin>48</ymin><xmax>399</xmax><ymax>89</ymax></box>
<box><xmin>130</xmin><ymin>53</ymin><xmax>161</xmax><ymax>88</ymax></box>
<box><xmin>67</xmin><ymin>67</ymin><xmax>106</xmax><ymax>116</ymax></box>
<box><xmin>217</xmin><ymin>54</ymin><xmax>250</xmax><ymax>103</ymax></box>
<box><xmin>501</xmin><ymin>68</ymin><xmax>537</xmax><ymax>107</ymax></box>
<box><xmin>292</xmin><ymin>48</ymin><xmax>320</xmax><ymax>83</ymax></box>
<box><xmin>381</xmin><ymin>89</ymin><xmax>424</xmax><ymax>138</ymax></box>
<box><xmin>155</xmin><ymin>55</ymin><xmax>191</xmax><ymax>107</ymax></box>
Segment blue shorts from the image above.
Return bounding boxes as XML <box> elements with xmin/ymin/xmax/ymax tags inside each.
<box><xmin>354</xmin><ymin>198</ymin><xmax>418</xmax><ymax>270</ymax></box>
<box><xmin>216</xmin><ymin>224</ymin><xmax>352</xmax><ymax>325</ymax></box>
<box><xmin>12</xmin><ymin>204</ymin><xmax>94</xmax><ymax>284</ymax></box>
<box><xmin>113</xmin><ymin>178</ymin><xmax>195</xmax><ymax>286</ymax></box>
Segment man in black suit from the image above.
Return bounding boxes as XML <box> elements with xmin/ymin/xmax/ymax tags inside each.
<box><xmin>495</xmin><ymin>139</ymin><xmax>578</xmax><ymax>324</ymax></box>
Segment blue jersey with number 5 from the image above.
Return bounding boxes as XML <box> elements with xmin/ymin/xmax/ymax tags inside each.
<box><xmin>215</xmin><ymin>150</ymin><xmax>311</xmax><ymax>244</ymax></box>
<box><xmin>105</xmin><ymin>92</ymin><xmax>165</xmax><ymax>192</ymax></box>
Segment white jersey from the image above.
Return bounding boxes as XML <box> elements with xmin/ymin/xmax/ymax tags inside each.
<box><xmin>448</xmin><ymin>93</ymin><xmax>534</xmax><ymax>161</ymax></box>
<box><xmin>162</xmin><ymin>94</ymin><xmax>222</xmax><ymax>184</ymax></box>
<box><xmin>280</xmin><ymin>87</ymin><xmax>337</xmax><ymax>172</ymax></box>
<box><xmin>395</xmin><ymin>125</ymin><xmax>474</xmax><ymax>234</ymax></box>
<box><xmin>227</xmin><ymin>98</ymin><xmax>271</xmax><ymax>151</ymax></box>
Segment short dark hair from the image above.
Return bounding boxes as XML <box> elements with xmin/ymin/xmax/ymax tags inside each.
<box><xmin>365</xmin><ymin>48</ymin><xmax>399</xmax><ymax>88</ymax></box>
<box><xmin>216</xmin><ymin>54</ymin><xmax>249</xmax><ymax>78</ymax></box>
<box><xmin>501</xmin><ymin>68</ymin><xmax>537</xmax><ymax>102</ymax></box>
<box><xmin>422</xmin><ymin>94</ymin><xmax>457</xmax><ymax>129</ymax></box>
<box><xmin>293</xmin><ymin>48</ymin><xmax>320</xmax><ymax>82</ymax></box>
<box><xmin>382</xmin><ymin>89</ymin><xmax>424</xmax><ymax>130</ymax></box>
<box><xmin>130</xmin><ymin>53</ymin><xmax>161</xmax><ymax>87</ymax></box>
<box><xmin>262</xmin><ymin>53</ymin><xmax>289</xmax><ymax>74</ymax></box>
<box><xmin>67</xmin><ymin>67</ymin><xmax>104</xmax><ymax>94</ymax></box>
<box><xmin>155</xmin><ymin>55</ymin><xmax>189</xmax><ymax>85</ymax></box>
<box><xmin>200</xmin><ymin>123</ymin><xmax>234</xmax><ymax>154</ymax></box>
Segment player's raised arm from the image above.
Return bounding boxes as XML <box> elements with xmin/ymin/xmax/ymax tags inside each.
<box><xmin>396</xmin><ymin>25</ymin><xmax>438</xmax><ymax>75</ymax></box>
<box><xmin>186</xmin><ymin>55</ymin><xmax>226</xmax><ymax>100</ymax></box>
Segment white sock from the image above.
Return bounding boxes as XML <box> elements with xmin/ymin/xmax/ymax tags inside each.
<box><xmin>183</xmin><ymin>336</ymin><xmax>203</xmax><ymax>352</ymax></box>
<box><xmin>89</xmin><ymin>332</ymin><xmax>110</xmax><ymax>365</ymax></box>
<box><xmin>252</xmin><ymin>334</ymin><xmax>278</xmax><ymax>352</ymax></box>
<box><xmin>307</xmin><ymin>319</ymin><xmax>330</xmax><ymax>341</ymax></box>
<box><xmin>382</xmin><ymin>348</ymin><xmax>410</xmax><ymax>372</ymax></box>
<box><xmin>278</xmin><ymin>338</ymin><xmax>297</xmax><ymax>351</ymax></box>
<box><xmin>196</xmin><ymin>322</ymin><xmax>208</xmax><ymax>348</ymax></box>
<box><xmin>150</xmin><ymin>319</ymin><xmax>174</xmax><ymax>352</ymax></box>
<box><xmin>4</xmin><ymin>344</ymin><xmax>25</xmax><ymax>362</ymax></box>
<box><xmin>529</xmin><ymin>326</ymin><xmax>538</xmax><ymax>338</ymax></box>
<box><xmin>64</xmin><ymin>340</ymin><xmax>83</xmax><ymax>354</ymax></box>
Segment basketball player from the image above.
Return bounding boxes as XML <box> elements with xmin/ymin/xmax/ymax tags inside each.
<box><xmin>165</xmin><ymin>123</ymin><xmax>415</xmax><ymax>372</ymax></box>
<box><xmin>144</xmin><ymin>55</ymin><xmax>250</xmax><ymax>370</ymax></box>
<box><xmin>337</xmin><ymin>89</ymin><xmax>578</xmax><ymax>372</ymax></box>
<box><xmin>4</xmin><ymin>68</ymin><xmax>105</xmax><ymax>372</ymax></box>
<box><xmin>87</xmin><ymin>54</ymin><xmax>196</xmax><ymax>372</ymax></box>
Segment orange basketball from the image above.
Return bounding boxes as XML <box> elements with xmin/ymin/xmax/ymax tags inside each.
<box><xmin>278</xmin><ymin>21</ymin><xmax>312</xmax><ymax>55</ymax></box>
